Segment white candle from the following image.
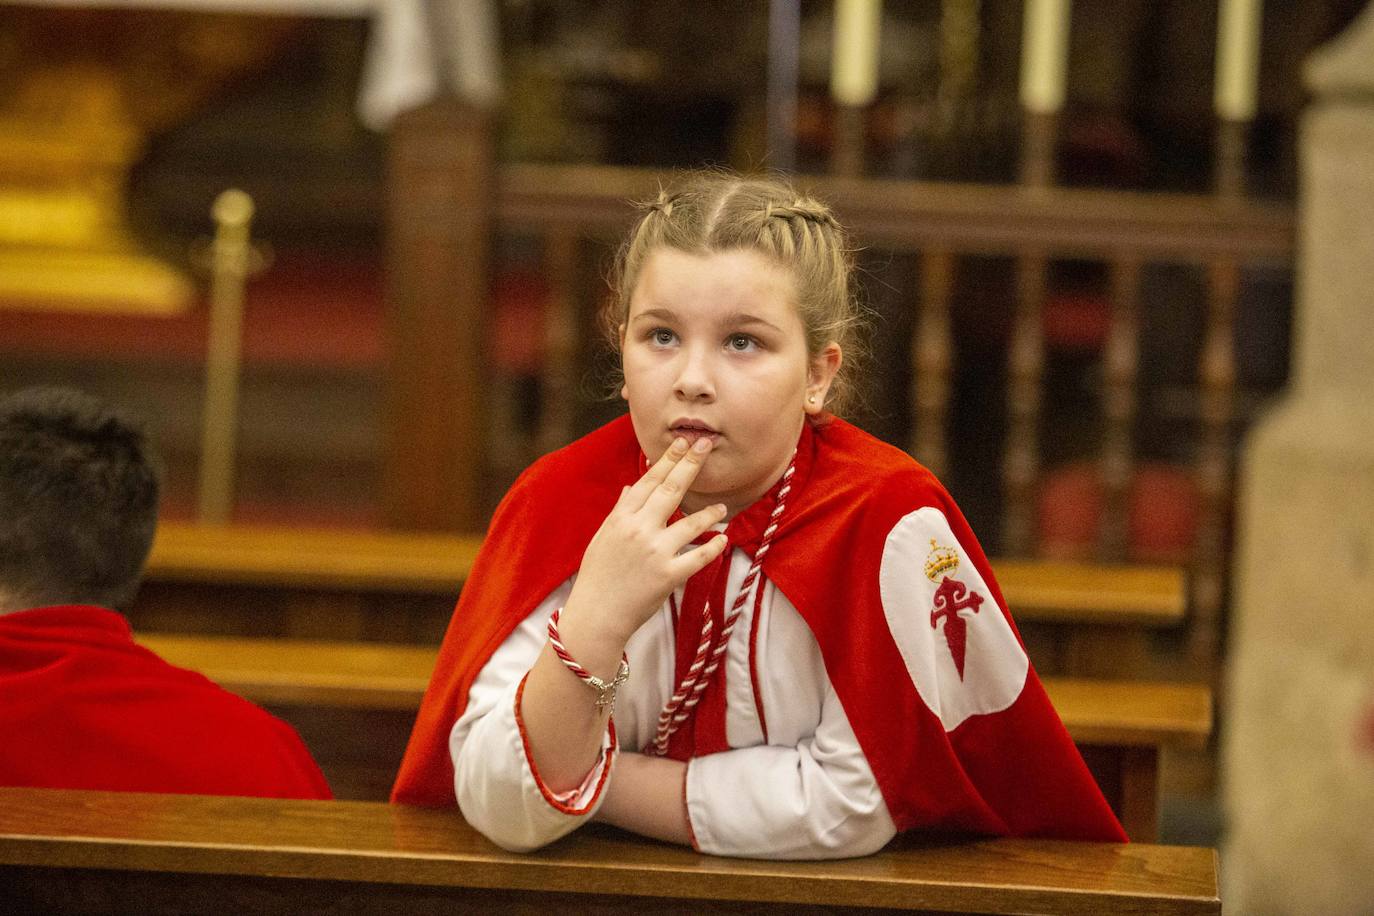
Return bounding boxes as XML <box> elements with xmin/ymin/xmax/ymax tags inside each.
<box><xmin>1019</xmin><ymin>0</ymin><xmax>1072</xmax><ymax>114</ymax></box>
<box><xmin>831</xmin><ymin>0</ymin><xmax>882</xmax><ymax>107</ymax></box>
<box><xmin>1215</xmin><ymin>0</ymin><xmax>1263</xmax><ymax>121</ymax></box>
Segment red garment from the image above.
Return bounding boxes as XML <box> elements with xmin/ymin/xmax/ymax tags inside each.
<box><xmin>0</xmin><ymin>605</ymin><xmax>332</xmax><ymax>800</ymax></box>
<box><xmin>393</xmin><ymin>415</ymin><xmax>1124</xmax><ymax>842</ymax></box>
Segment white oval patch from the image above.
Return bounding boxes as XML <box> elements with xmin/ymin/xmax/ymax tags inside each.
<box><xmin>878</xmin><ymin>507</ymin><xmax>1028</xmax><ymax>731</ymax></box>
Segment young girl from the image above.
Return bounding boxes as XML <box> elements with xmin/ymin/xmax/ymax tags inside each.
<box><xmin>392</xmin><ymin>172</ymin><xmax>1125</xmax><ymax>858</ymax></box>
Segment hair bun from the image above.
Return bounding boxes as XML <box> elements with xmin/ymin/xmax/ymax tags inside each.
<box><xmin>644</xmin><ymin>190</ymin><xmax>677</xmax><ymax>219</ymax></box>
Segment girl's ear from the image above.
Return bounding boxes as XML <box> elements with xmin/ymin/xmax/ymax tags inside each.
<box><xmin>805</xmin><ymin>342</ymin><xmax>843</xmax><ymax>415</ymax></box>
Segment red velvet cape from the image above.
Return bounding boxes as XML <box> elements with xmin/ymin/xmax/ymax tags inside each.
<box><xmin>0</xmin><ymin>605</ymin><xmax>332</xmax><ymax>800</ymax></box>
<box><xmin>393</xmin><ymin>415</ymin><xmax>1125</xmax><ymax>842</ymax></box>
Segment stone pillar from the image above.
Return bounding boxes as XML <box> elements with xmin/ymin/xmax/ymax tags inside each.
<box><xmin>1223</xmin><ymin>5</ymin><xmax>1374</xmax><ymax>913</ymax></box>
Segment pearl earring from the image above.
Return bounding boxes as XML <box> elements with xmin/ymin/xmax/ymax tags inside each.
<box><xmin>807</xmin><ymin>395</ymin><xmax>816</xmax><ymax>404</ymax></box>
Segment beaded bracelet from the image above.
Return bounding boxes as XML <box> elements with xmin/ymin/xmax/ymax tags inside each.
<box><xmin>547</xmin><ymin>607</ymin><xmax>630</xmax><ymax>712</ymax></box>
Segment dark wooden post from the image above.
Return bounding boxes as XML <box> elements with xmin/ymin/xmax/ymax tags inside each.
<box><xmin>911</xmin><ymin>248</ymin><xmax>954</xmax><ymax>478</ymax></box>
<box><xmin>831</xmin><ymin>105</ymin><xmax>866</xmax><ymax>178</ymax></box>
<box><xmin>382</xmin><ymin>99</ymin><xmax>493</xmax><ymax>532</ymax></box>
<box><xmin>1003</xmin><ymin>109</ymin><xmax>1058</xmax><ymax>557</ymax></box>
<box><xmin>1099</xmin><ymin>254</ymin><xmax>1142</xmax><ymax>563</ymax></box>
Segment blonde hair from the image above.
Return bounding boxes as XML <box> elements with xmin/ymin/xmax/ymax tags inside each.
<box><xmin>608</xmin><ymin>170</ymin><xmax>866</xmax><ymax>415</ymax></box>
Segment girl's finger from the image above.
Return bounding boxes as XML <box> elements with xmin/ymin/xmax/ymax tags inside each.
<box><xmin>624</xmin><ymin>437</ymin><xmax>689</xmax><ymax>509</ymax></box>
<box><xmin>669</xmin><ymin>533</ymin><xmax>730</xmax><ymax>580</ymax></box>
<box><xmin>665</xmin><ymin>502</ymin><xmax>728</xmax><ymax>547</ymax></box>
<box><xmin>642</xmin><ymin>437</ymin><xmax>712</xmax><ymax>521</ymax></box>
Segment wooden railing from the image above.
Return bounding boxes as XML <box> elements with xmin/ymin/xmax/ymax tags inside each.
<box><xmin>0</xmin><ymin>788</ymin><xmax>1221</xmax><ymax>915</ymax></box>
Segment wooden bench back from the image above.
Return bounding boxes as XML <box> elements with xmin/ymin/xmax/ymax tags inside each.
<box><xmin>0</xmin><ymin>787</ymin><xmax>1220</xmax><ymax>915</ymax></box>
<box><xmin>143</xmin><ymin>521</ymin><xmax>1185</xmax><ymax>627</ymax></box>
<box><xmin>134</xmin><ymin>631</ymin><xmax>1211</xmax><ymax>748</ymax></box>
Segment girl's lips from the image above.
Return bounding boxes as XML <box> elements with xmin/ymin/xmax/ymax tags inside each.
<box><xmin>672</xmin><ymin>427</ymin><xmax>720</xmax><ymax>445</ymax></box>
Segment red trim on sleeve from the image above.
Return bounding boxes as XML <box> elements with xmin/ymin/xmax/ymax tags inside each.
<box><xmin>514</xmin><ymin>673</ymin><xmax>617</xmax><ymax>816</ymax></box>
<box><xmin>746</xmin><ymin>578</ymin><xmax>770</xmax><ymax>745</ymax></box>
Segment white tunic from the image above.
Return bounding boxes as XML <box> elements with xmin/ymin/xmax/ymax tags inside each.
<box><xmin>449</xmin><ymin>547</ymin><xmax>898</xmax><ymax>860</ymax></box>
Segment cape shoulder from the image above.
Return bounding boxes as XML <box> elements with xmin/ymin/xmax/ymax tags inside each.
<box><xmin>773</xmin><ymin>417</ymin><xmax>1010</xmax><ymax>636</ymax></box>
<box><xmin>794</xmin><ymin>417</ymin><xmax>957</xmax><ymax>541</ymax></box>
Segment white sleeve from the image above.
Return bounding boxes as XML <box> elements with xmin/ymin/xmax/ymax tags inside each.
<box><xmin>685</xmin><ymin>680</ymin><xmax>896</xmax><ymax>860</ymax></box>
<box><xmin>449</xmin><ymin>577</ymin><xmax>616</xmax><ymax>852</ymax></box>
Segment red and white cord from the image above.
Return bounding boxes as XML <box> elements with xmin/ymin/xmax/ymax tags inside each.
<box><xmin>647</xmin><ymin>456</ymin><xmax>796</xmax><ymax>756</ymax></box>
<box><xmin>547</xmin><ymin>607</ymin><xmax>630</xmax><ymax>711</ymax></box>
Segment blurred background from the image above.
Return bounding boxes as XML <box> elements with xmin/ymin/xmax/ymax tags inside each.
<box><xmin>3</xmin><ymin>0</ymin><xmax>1354</xmax><ymax>532</ymax></box>
<box><xmin>2</xmin><ymin>1</ymin><xmax>1370</xmax><ymax>908</ymax></box>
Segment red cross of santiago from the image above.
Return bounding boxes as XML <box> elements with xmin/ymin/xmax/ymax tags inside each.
<box><xmin>930</xmin><ymin>577</ymin><xmax>985</xmax><ymax>680</ymax></box>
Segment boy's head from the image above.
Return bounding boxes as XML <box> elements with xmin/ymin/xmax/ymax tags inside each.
<box><xmin>0</xmin><ymin>387</ymin><xmax>162</xmax><ymax>613</ymax></box>
<box><xmin>610</xmin><ymin>170</ymin><xmax>865</xmax><ymax>415</ymax></box>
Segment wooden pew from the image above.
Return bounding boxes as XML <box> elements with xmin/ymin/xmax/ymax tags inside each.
<box><xmin>136</xmin><ymin>632</ymin><xmax>1212</xmax><ymax>842</ymax></box>
<box><xmin>138</xmin><ymin>522</ymin><xmax>1187</xmax><ymax>677</ymax></box>
<box><xmin>0</xmin><ymin>787</ymin><xmax>1220</xmax><ymax>915</ymax></box>
<box><xmin>142</xmin><ymin>521</ymin><xmax>1185</xmax><ymax>626</ymax></box>
<box><xmin>145</xmin><ymin>523</ymin><xmax>483</xmax><ymax>594</ymax></box>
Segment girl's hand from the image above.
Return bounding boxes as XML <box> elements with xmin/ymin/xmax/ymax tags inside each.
<box><xmin>562</xmin><ymin>436</ymin><xmax>728</xmax><ymax>647</ymax></box>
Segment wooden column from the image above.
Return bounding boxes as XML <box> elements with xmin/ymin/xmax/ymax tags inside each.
<box><xmin>1190</xmin><ymin>113</ymin><xmax>1250</xmax><ymax>668</ymax></box>
<box><xmin>382</xmin><ymin>99</ymin><xmax>493</xmax><ymax>532</ymax></box>
<box><xmin>1214</xmin><ymin>118</ymin><xmax>1249</xmax><ymax>199</ymax></box>
<box><xmin>1191</xmin><ymin>259</ymin><xmax>1239</xmax><ymax>669</ymax></box>
<box><xmin>537</xmin><ymin>232</ymin><xmax>579</xmax><ymax>455</ymax></box>
<box><xmin>1062</xmin><ymin>254</ymin><xmax>1148</xmax><ymax>678</ymax></box>
<box><xmin>1019</xmin><ymin>110</ymin><xmax>1059</xmax><ymax>188</ymax></box>
<box><xmin>1099</xmin><ymin>254</ymin><xmax>1142</xmax><ymax>562</ymax></box>
<box><xmin>911</xmin><ymin>248</ymin><xmax>954</xmax><ymax>477</ymax></box>
<box><xmin>1004</xmin><ymin>249</ymin><xmax>1047</xmax><ymax>555</ymax></box>
<box><xmin>1004</xmin><ymin>107</ymin><xmax>1058</xmax><ymax>556</ymax></box>
<box><xmin>831</xmin><ymin>105</ymin><xmax>866</xmax><ymax>178</ymax></box>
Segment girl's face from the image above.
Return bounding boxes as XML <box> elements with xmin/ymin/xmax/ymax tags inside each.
<box><xmin>621</xmin><ymin>247</ymin><xmax>841</xmax><ymax>516</ymax></box>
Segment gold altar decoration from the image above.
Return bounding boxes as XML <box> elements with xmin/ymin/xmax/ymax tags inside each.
<box><xmin>0</xmin><ymin>10</ymin><xmax>294</xmax><ymax>314</ymax></box>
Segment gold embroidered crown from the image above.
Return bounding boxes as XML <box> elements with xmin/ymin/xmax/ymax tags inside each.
<box><xmin>923</xmin><ymin>538</ymin><xmax>961</xmax><ymax>581</ymax></box>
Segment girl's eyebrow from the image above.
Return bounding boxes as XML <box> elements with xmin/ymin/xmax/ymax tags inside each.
<box><xmin>631</xmin><ymin>307</ymin><xmax>783</xmax><ymax>335</ymax></box>
<box><xmin>725</xmin><ymin>312</ymin><xmax>784</xmax><ymax>335</ymax></box>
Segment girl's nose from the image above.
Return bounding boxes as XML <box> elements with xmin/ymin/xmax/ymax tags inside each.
<box><xmin>674</xmin><ymin>349</ymin><xmax>716</xmax><ymax>401</ymax></box>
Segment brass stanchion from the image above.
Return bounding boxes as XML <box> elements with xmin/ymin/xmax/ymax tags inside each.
<box><xmin>197</xmin><ymin>189</ymin><xmax>255</xmax><ymax>525</ymax></box>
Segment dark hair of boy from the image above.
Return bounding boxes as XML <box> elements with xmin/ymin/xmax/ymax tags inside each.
<box><xmin>0</xmin><ymin>387</ymin><xmax>161</xmax><ymax>613</ymax></box>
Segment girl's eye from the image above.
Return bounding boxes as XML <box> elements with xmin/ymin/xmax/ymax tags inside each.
<box><xmin>727</xmin><ymin>334</ymin><xmax>757</xmax><ymax>352</ymax></box>
<box><xmin>651</xmin><ymin>328</ymin><xmax>677</xmax><ymax>346</ymax></box>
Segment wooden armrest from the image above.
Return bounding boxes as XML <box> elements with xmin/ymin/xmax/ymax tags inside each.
<box><xmin>0</xmin><ymin>788</ymin><xmax>1219</xmax><ymax>915</ymax></box>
